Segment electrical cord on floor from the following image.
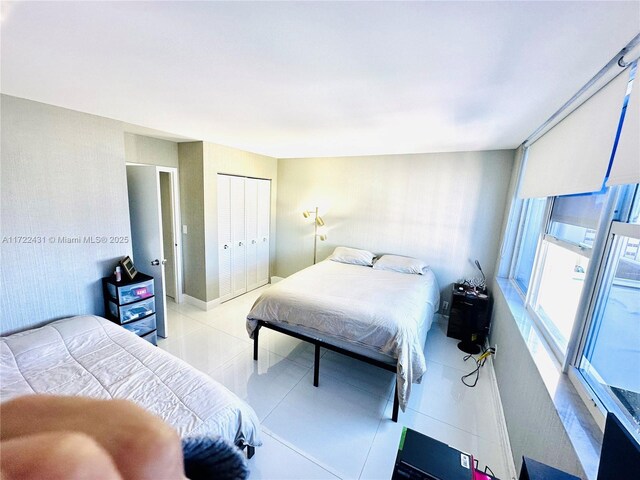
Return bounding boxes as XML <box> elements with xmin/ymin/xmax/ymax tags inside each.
<box><xmin>461</xmin><ymin>347</ymin><xmax>495</xmax><ymax>388</ymax></box>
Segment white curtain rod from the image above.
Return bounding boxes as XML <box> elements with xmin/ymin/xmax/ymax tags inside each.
<box><xmin>523</xmin><ymin>33</ymin><xmax>640</xmax><ymax>148</ymax></box>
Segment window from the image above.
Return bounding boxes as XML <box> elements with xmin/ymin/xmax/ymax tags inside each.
<box><xmin>527</xmin><ymin>192</ymin><xmax>606</xmax><ymax>358</ymax></box>
<box><xmin>512</xmin><ymin>198</ymin><xmax>546</xmax><ymax>295</ymax></box>
<box><xmin>532</xmin><ymin>241</ymin><xmax>590</xmax><ymax>354</ymax></box>
<box><xmin>578</xmin><ymin>190</ymin><xmax>640</xmax><ymax>432</ymax></box>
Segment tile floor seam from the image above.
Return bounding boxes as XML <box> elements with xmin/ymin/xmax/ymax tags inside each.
<box><xmin>311</xmin><ymin>369</ymin><xmax>392</xmax><ymax>407</ymax></box>
<box><xmin>259</xmin><ymin>430</ymin><xmax>343</xmax><ymax>479</ymax></box>
<box><xmin>356</xmin><ymin>408</ymin><xmax>386</xmax><ymax>480</ymax></box>
<box><xmin>205</xmin><ymin>344</ymin><xmax>253</xmax><ymax>378</ymax></box>
<box><xmin>259</xmin><ymin>361</ymin><xmax>313</xmax><ymax>426</ymax></box>
<box><xmin>402</xmin><ymin>403</ymin><xmax>501</xmax><ymax>443</ymax></box>
<box><xmin>186</xmin><ymin>314</ymin><xmax>253</xmax><ymax>342</ymax></box>
<box><xmin>425</xmin><ymin>352</ymin><xmax>486</xmax><ymax>371</ymax></box>
<box><xmin>312</xmin><ymin>366</ymin><xmax>394</xmax><ymax>401</ymax></box>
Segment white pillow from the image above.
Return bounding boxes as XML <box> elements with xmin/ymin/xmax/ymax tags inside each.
<box><xmin>373</xmin><ymin>254</ymin><xmax>428</xmax><ymax>275</ymax></box>
<box><xmin>328</xmin><ymin>246</ymin><xmax>375</xmax><ymax>266</ymax></box>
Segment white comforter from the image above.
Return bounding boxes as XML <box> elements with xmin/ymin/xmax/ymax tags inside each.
<box><xmin>246</xmin><ymin>260</ymin><xmax>440</xmax><ymax>410</ymax></box>
<box><xmin>0</xmin><ymin>316</ymin><xmax>260</xmax><ymax>448</ymax></box>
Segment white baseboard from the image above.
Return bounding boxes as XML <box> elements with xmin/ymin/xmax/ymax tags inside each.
<box><xmin>184</xmin><ymin>294</ymin><xmax>220</xmax><ymax>311</ymax></box>
<box><xmin>270</xmin><ymin>276</ymin><xmax>284</xmax><ymax>284</ymax></box>
<box><xmin>487</xmin><ymin>355</ymin><xmax>518</xmax><ymax>480</ymax></box>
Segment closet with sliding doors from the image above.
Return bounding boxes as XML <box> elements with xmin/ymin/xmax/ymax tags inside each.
<box><xmin>217</xmin><ymin>174</ymin><xmax>271</xmax><ymax>302</ymax></box>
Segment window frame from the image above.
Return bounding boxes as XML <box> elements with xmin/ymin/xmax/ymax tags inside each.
<box><xmin>508</xmin><ymin>196</ymin><xmax>548</xmax><ymax>298</ymax></box>
<box><xmin>572</xmin><ymin>219</ymin><xmax>640</xmax><ymax>433</ymax></box>
<box><xmin>522</xmin><ymin>194</ymin><xmax>600</xmax><ymax>362</ymax></box>
<box><xmin>503</xmin><ymin>182</ymin><xmax>639</xmax><ymax>432</ymax></box>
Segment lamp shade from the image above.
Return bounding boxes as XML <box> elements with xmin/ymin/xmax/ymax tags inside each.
<box><xmin>302</xmin><ymin>210</ymin><xmax>311</xmax><ymax>218</ymax></box>
<box><xmin>316</xmin><ymin>216</ymin><xmax>325</xmax><ymax>227</ymax></box>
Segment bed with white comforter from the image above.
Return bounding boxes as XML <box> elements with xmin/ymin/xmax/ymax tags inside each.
<box><xmin>247</xmin><ymin>260</ymin><xmax>440</xmax><ymax>410</ymax></box>
<box><xmin>0</xmin><ymin>315</ymin><xmax>260</xmax><ymax>449</ymax></box>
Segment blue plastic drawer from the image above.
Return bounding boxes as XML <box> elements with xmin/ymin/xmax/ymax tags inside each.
<box><xmin>141</xmin><ymin>330</ymin><xmax>158</xmax><ymax>346</ymax></box>
<box><xmin>107</xmin><ymin>279</ymin><xmax>154</xmax><ymax>304</ymax></box>
<box><xmin>109</xmin><ymin>297</ymin><xmax>155</xmax><ymax>324</ymax></box>
<box><xmin>122</xmin><ymin>314</ymin><xmax>156</xmax><ymax>337</ymax></box>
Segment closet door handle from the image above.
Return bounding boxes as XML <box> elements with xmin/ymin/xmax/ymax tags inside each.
<box><xmin>252</xmin><ymin>239</ymin><xmax>256</xmax><ymax>244</ymax></box>
<box><xmin>223</xmin><ymin>244</ymin><xmax>229</xmax><ymax>249</ymax></box>
<box><xmin>239</xmin><ymin>241</ymin><xmax>243</xmax><ymax>246</ymax></box>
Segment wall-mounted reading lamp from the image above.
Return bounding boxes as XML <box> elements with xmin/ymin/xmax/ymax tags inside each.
<box><xmin>302</xmin><ymin>207</ymin><xmax>327</xmax><ymax>264</ymax></box>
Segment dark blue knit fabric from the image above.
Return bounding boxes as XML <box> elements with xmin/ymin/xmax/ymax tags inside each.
<box><xmin>182</xmin><ymin>436</ymin><xmax>249</xmax><ymax>480</ymax></box>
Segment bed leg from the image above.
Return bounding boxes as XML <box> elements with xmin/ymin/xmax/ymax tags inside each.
<box><xmin>392</xmin><ymin>385</ymin><xmax>399</xmax><ymax>423</ymax></box>
<box><xmin>253</xmin><ymin>326</ymin><xmax>260</xmax><ymax>361</ymax></box>
<box><xmin>246</xmin><ymin>445</ymin><xmax>255</xmax><ymax>459</ymax></box>
<box><xmin>313</xmin><ymin>344</ymin><xmax>320</xmax><ymax>387</ymax></box>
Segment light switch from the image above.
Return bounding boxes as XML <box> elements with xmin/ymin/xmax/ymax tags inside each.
<box><xmin>182</xmin><ymin>225</ymin><xmax>188</xmax><ymax>234</ymax></box>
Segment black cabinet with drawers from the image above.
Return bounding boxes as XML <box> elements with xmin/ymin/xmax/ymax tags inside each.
<box><xmin>446</xmin><ymin>283</ymin><xmax>492</xmax><ymax>354</ymax></box>
<box><xmin>102</xmin><ymin>272</ymin><xmax>157</xmax><ymax>345</ymax></box>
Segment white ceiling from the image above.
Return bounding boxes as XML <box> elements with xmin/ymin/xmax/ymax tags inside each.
<box><xmin>1</xmin><ymin>1</ymin><xmax>639</xmax><ymax>158</ymax></box>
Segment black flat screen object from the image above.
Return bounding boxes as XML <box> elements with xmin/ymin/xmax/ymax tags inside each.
<box><xmin>392</xmin><ymin>428</ymin><xmax>473</xmax><ymax>480</ymax></box>
<box><xmin>519</xmin><ymin>457</ymin><xmax>580</xmax><ymax>480</ymax></box>
<box><xmin>596</xmin><ymin>412</ymin><xmax>640</xmax><ymax>480</ymax></box>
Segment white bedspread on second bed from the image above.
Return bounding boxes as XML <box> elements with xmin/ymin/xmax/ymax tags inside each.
<box><xmin>246</xmin><ymin>260</ymin><xmax>440</xmax><ymax>410</ymax></box>
<box><xmin>1</xmin><ymin>316</ymin><xmax>261</xmax><ymax>448</ymax></box>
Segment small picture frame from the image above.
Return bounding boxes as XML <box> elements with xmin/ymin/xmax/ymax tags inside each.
<box><xmin>120</xmin><ymin>256</ymin><xmax>137</xmax><ymax>280</ymax></box>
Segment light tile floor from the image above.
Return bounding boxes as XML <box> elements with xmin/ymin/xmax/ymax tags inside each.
<box><xmin>162</xmin><ymin>287</ymin><xmax>516</xmax><ymax>480</ymax></box>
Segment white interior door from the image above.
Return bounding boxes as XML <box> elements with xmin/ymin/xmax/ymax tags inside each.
<box><xmin>230</xmin><ymin>175</ymin><xmax>247</xmax><ymax>297</ymax></box>
<box><xmin>257</xmin><ymin>179</ymin><xmax>271</xmax><ymax>286</ymax></box>
<box><xmin>217</xmin><ymin>174</ymin><xmax>233</xmax><ymax>302</ymax></box>
<box><xmin>126</xmin><ymin>165</ymin><xmax>167</xmax><ymax>338</ymax></box>
<box><xmin>245</xmin><ymin>178</ymin><xmax>259</xmax><ymax>291</ymax></box>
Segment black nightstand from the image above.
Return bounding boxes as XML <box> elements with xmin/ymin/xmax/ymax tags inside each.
<box><xmin>102</xmin><ymin>272</ymin><xmax>157</xmax><ymax>345</ymax></box>
<box><xmin>447</xmin><ymin>283</ymin><xmax>492</xmax><ymax>354</ymax></box>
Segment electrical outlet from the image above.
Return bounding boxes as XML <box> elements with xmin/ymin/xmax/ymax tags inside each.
<box><xmin>442</xmin><ymin>301</ymin><xmax>449</xmax><ymax>312</ymax></box>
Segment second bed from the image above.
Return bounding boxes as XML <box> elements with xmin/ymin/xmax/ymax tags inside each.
<box><xmin>246</xmin><ymin>254</ymin><xmax>440</xmax><ymax>421</ymax></box>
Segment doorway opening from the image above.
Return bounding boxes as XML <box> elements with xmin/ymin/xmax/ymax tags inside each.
<box><xmin>126</xmin><ymin>164</ymin><xmax>183</xmax><ymax>339</ymax></box>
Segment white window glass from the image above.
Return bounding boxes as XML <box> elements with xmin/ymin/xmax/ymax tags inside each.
<box><xmin>513</xmin><ymin>198</ymin><xmax>546</xmax><ymax>294</ymax></box>
<box><xmin>533</xmin><ymin>241</ymin><xmax>590</xmax><ymax>354</ymax></box>
<box><xmin>580</xmin><ymin>229</ymin><xmax>640</xmax><ymax>430</ymax></box>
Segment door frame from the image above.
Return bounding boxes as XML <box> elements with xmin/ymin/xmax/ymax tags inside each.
<box><xmin>126</xmin><ymin>163</ymin><xmax>184</xmax><ymax>306</ymax></box>
<box><xmin>157</xmin><ymin>166</ymin><xmax>184</xmax><ymax>305</ymax></box>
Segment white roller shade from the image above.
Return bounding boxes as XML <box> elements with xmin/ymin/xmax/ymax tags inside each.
<box><xmin>520</xmin><ymin>71</ymin><xmax>630</xmax><ymax>199</ymax></box>
<box><xmin>607</xmin><ymin>75</ymin><xmax>639</xmax><ymax>186</ymax></box>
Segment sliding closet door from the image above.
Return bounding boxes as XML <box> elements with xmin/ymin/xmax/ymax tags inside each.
<box><xmin>229</xmin><ymin>175</ymin><xmax>247</xmax><ymax>297</ymax></box>
<box><xmin>217</xmin><ymin>174</ymin><xmax>233</xmax><ymax>302</ymax></box>
<box><xmin>257</xmin><ymin>179</ymin><xmax>271</xmax><ymax>287</ymax></box>
<box><xmin>244</xmin><ymin>178</ymin><xmax>259</xmax><ymax>291</ymax></box>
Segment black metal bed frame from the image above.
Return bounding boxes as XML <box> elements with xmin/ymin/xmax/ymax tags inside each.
<box><xmin>252</xmin><ymin>320</ymin><xmax>400</xmax><ymax>422</ymax></box>
<box><xmin>240</xmin><ymin>444</ymin><xmax>255</xmax><ymax>459</ymax></box>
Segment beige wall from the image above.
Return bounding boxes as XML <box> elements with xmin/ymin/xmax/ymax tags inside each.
<box><xmin>178</xmin><ymin>142</ymin><xmax>207</xmax><ymax>301</ymax></box>
<box><xmin>275</xmin><ymin>150</ymin><xmax>515</xmax><ymax>303</ymax></box>
<box><xmin>124</xmin><ymin>133</ymin><xmax>179</xmax><ymax>168</ymax></box>
<box><xmin>0</xmin><ymin>95</ymin><xmax>132</xmax><ymax>334</ymax></box>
